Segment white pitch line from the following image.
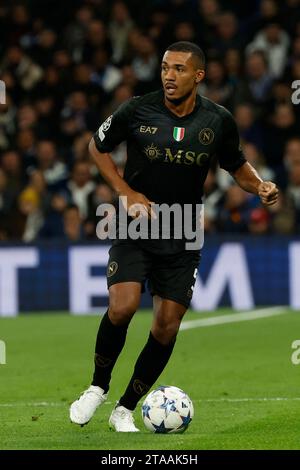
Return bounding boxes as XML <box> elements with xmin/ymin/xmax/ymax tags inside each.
<box><xmin>1</xmin><ymin>397</ymin><xmax>300</xmax><ymax>407</ymax></box>
<box><xmin>199</xmin><ymin>397</ymin><xmax>300</xmax><ymax>403</ymax></box>
<box><xmin>0</xmin><ymin>402</ymin><xmax>65</xmax><ymax>407</ymax></box>
<box><xmin>180</xmin><ymin>306</ymin><xmax>286</xmax><ymax>331</ymax></box>
<box><xmin>0</xmin><ymin>401</ymin><xmax>113</xmax><ymax>407</ymax></box>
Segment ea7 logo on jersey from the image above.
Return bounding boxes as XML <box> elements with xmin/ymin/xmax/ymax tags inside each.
<box><xmin>97</xmin><ymin>115</ymin><xmax>113</xmax><ymax>142</ymax></box>
<box><xmin>140</xmin><ymin>125</ymin><xmax>158</xmax><ymax>134</ymax></box>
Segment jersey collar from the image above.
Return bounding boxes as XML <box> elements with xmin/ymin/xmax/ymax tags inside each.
<box><xmin>161</xmin><ymin>89</ymin><xmax>201</xmax><ymax>121</ymax></box>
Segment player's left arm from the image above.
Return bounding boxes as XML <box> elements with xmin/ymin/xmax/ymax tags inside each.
<box><xmin>231</xmin><ymin>161</ymin><xmax>279</xmax><ymax>206</ymax></box>
<box><xmin>218</xmin><ymin>109</ymin><xmax>279</xmax><ymax>206</ymax></box>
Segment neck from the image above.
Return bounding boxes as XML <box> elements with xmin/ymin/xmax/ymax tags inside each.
<box><xmin>164</xmin><ymin>89</ymin><xmax>197</xmax><ymax>117</ymax></box>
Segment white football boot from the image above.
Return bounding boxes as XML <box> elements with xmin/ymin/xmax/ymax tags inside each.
<box><xmin>70</xmin><ymin>385</ymin><xmax>107</xmax><ymax>426</ymax></box>
<box><xmin>109</xmin><ymin>403</ymin><xmax>140</xmax><ymax>432</ymax></box>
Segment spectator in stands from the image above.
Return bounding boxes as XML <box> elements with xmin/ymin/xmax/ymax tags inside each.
<box><xmin>29</xmin><ymin>29</ymin><xmax>58</xmax><ymax>68</ymax></box>
<box><xmin>198</xmin><ymin>59</ymin><xmax>234</xmax><ymax>109</ymax></box>
<box><xmin>120</xmin><ymin>64</ymin><xmax>138</xmax><ymax>93</ymax></box>
<box><xmin>263</xmin><ymin>103</ymin><xmax>298</xmax><ymax>180</ymax></box>
<box><xmin>29</xmin><ymin>169</ymin><xmax>51</xmax><ymax>213</ymax></box>
<box><xmin>234</xmin><ymin>104</ymin><xmax>263</xmax><ymax>150</ymax></box>
<box><xmin>16</xmin><ymin>129</ymin><xmax>36</xmax><ymax>168</ymax></box>
<box><xmin>33</xmin><ymin>140</ymin><xmax>68</xmax><ymax>191</ymax></box>
<box><xmin>0</xmin><ymin>167</ymin><xmax>16</xmax><ymax>217</ymax></box>
<box><xmin>246</xmin><ymin>20</ymin><xmax>290</xmax><ymax>78</ymax></box>
<box><xmin>0</xmin><ymin>93</ymin><xmax>17</xmax><ymax>150</ymax></box>
<box><xmin>81</xmin><ymin>20</ymin><xmax>112</xmax><ymax>63</ymax></box>
<box><xmin>213</xmin><ymin>11</ymin><xmax>242</xmax><ymax>54</ymax></box>
<box><xmin>217</xmin><ymin>185</ymin><xmax>259</xmax><ymax>233</ymax></box>
<box><xmin>60</xmin><ymin>91</ymin><xmax>99</xmax><ymax>140</ymax></box>
<box><xmin>34</xmin><ymin>95</ymin><xmax>58</xmax><ymax>140</ymax></box>
<box><xmin>91</xmin><ymin>48</ymin><xmax>123</xmax><ymax>94</ymax></box>
<box><xmin>240</xmin><ymin>51</ymin><xmax>273</xmax><ymax>105</ymax></box>
<box><xmin>243</xmin><ymin>142</ymin><xmax>275</xmax><ymax>182</ymax></box>
<box><xmin>147</xmin><ymin>6</ymin><xmax>172</xmax><ymax>54</ymax></box>
<box><xmin>16</xmin><ymin>104</ymin><xmax>37</xmax><ymax>142</ymax></box>
<box><xmin>7</xmin><ymin>185</ymin><xmax>43</xmax><ymax>242</ymax></box>
<box><xmin>131</xmin><ymin>35</ymin><xmax>159</xmax><ymax>92</ymax></box>
<box><xmin>173</xmin><ymin>22</ymin><xmax>198</xmax><ymax>44</ymax></box>
<box><xmin>271</xmin><ymin>193</ymin><xmax>296</xmax><ymax>234</ymax></box>
<box><xmin>224</xmin><ymin>48</ymin><xmax>242</xmax><ymax>86</ymax></box>
<box><xmin>87</xmin><ymin>182</ymin><xmax>116</xmax><ymax>239</ymax></box>
<box><xmin>63</xmin><ymin>5</ymin><xmax>95</xmax><ymax>62</ymax></box>
<box><xmin>284</xmin><ymin>138</ymin><xmax>300</xmax><ymax>168</ymax></box>
<box><xmin>63</xmin><ymin>204</ymin><xmax>84</xmax><ymax>241</ymax></box>
<box><xmin>259</xmin><ymin>0</ymin><xmax>279</xmax><ymax>24</ymax></box>
<box><xmin>203</xmin><ymin>169</ymin><xmax>224</xmax><ymax>233</ymax></box>
<box><xmin>39</xmin><ymin>191</ymin><xmax>69</xmax><ymax>239</ymax></box>
<box><xmin>71</xmin><ymin>131</ymin><xmax>93</xmax><ymax>164</ymax></box>
<box><xmin>109</xmin><ymin>1</ymin><xmax>135</xmax><ymax>64</ymax></box>
<box><xmin>0</xmin><ymin>149</ymin><xmax>23</xmax><ymax>192</ymax></box>
<box><xmin>196</xmin><ymin>0</ymin><xmax>221</xmax><ymax>49</ymax></box>
<box><xmin>67</xmin><ymin>161</ymin><xmax>95</xmax><ymax>219</ymax></box>
<box><xmin>248</xmin><ymin>207</ymin><xmax>270</xmax><ymax>234</ymax></box>
<box><xmin>102</xmin><ymin>83</ymin><xmax>133</xmax><ymax>120</ymax></box>
<box><xmin>286</xmin><ymin>158</ymin><xmax>300</xmax><ymax>228</ymax></box>
<box><xmin>1</xmin><ymin>45</ymin><xmax>43</xmax><ymax>91</ymax></box>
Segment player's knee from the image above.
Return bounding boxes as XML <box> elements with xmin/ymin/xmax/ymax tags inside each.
<box><xmin>152</xmin><ymin>316</ymin><xmax>180</xmax><ymax>345</ymax></box>
<box><xmin>108</xmin><ymin>299</ymin><xmax>137</xmax><ymax>325</ymax></box>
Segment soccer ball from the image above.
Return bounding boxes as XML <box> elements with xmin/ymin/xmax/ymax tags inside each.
<box><xmin>142</xmin><ymin>385</ymin><xmax>194</xmax><ymax>433</ymax></box>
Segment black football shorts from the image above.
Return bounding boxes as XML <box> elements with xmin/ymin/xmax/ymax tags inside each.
<box><xmin>106</xmin><ymin>240</ymin><xmax>201</xmax><ymax>308</ymax></box>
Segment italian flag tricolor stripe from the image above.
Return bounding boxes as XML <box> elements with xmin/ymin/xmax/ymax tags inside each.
<box><xmin>173</xmin><ymin>127</ymin><xmax>185</xmax><ymax>142</ymax></box>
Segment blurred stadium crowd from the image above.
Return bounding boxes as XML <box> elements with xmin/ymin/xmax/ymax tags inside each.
<box><xmin>1</xmin><ymin>0</ymin><xmax>300</xmax><ymax>242</ymax></box>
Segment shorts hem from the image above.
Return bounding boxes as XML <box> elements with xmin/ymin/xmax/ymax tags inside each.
<box><xmin>107</xmin><ymin>278</ymin><xmax>144</xmax><ymax>289</ymax></box>
<box><xmin>150</xmin><ymin>291</ymin><xmax>191</xmax><ymax>309</ymax></box>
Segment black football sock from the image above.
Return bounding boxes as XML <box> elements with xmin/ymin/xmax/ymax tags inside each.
<box><xmin>91</xmin><ymin>310</ymin><xmax>129</xmax><ymax>393</ymax></box>
<box><xmin>118</xmin><ymin>332</ymin><xmax>176</xmax><ymax>410</ymax></box>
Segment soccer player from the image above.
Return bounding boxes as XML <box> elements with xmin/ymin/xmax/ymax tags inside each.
<box><xmin>70</xmin><ymin>41</ymin><xmax>278</xmax><ymax>432</ymax></box>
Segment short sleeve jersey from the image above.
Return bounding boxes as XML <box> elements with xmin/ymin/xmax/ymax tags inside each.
<box><xmin>93</xmin><ymin>89</ymin><xmax>246</xmax><ymax>206</ymax></box>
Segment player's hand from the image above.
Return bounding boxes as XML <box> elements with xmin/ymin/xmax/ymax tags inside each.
<box><xmin>120</xmin><ymin>189</ymin><xmax>156</xmax><ymax>219</ymax></box>
<box><xmin>257</xmin><ymin>181</ymin><xmax>279</xmax><ymax>206</ymax></box>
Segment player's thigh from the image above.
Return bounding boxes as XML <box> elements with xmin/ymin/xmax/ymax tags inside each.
<box><xmin>107</xmin><ymin>241</ymin><xmax>150</xmax><ymax>288</ymax></box>
<box><xmin>108</xmin><ymin>282</ymin><xmax>142</xmax><ymax>322</ymax></box>
<box><xmin>107</xmin><ymin>241</ymin><xmax>149</xmax><ymax>322</ymax></box>
<box><xmin>150</xmin><ymin>251</ymin><xmax>201</xmax><ymax>309</ymax></box>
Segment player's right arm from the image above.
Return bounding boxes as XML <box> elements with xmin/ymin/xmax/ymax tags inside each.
<box><xmin>89</xmin><ymin>100</ymin><xmax>154</xmax><ymax>218</ymax></box>
<box><xmin>89</xmin><ymin>140</ymin><xmax>153</xmax><ymax>216</ymax></box>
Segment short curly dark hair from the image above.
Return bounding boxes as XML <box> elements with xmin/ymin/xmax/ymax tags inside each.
<box><xmin>166</xmin><ymin>41</ymin><xmax>206</xmax><ymax>68</ymax></box>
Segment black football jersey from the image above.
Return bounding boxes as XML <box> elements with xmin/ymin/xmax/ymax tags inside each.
<box><xmin>93</xmin><ymin>89</ymin><xmax>246</xmax><ymax>206</ymax></box>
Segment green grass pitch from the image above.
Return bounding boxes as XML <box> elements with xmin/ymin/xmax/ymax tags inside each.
<box><xmin>0</xmin><ymin>308</ymin><xmax>299</xmax><ymax>450</ymax></box>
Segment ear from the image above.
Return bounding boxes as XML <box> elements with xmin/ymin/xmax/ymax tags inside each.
<box><xmin>195</xmin><ymin>69</ymin><xmax>205</xmax><ymax>84</ymax></box>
